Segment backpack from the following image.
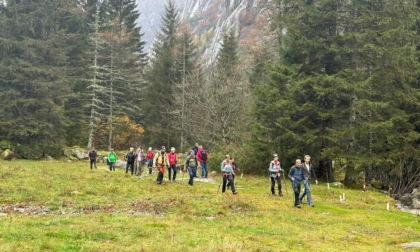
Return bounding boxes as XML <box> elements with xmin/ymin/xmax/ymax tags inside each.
<box><xmin>201</xmin><ymin>150</ymin><xmax>207</xmax><ymax>162</ymax></box>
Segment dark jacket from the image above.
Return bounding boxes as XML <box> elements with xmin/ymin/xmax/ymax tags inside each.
<box><xmin>88</xmin><ymin>150</ymin><xmax>97</xmax><ymax>160</ymax></box>
<box><xmin>301</xmin><ymin>163</ymin><xmax>317</xmax><ymax>181</ymax></box>
<box><xmin>126</xmin><ymin>151</ymin><xmax>136</xmax><ymax>163</ymax></box>
<box><xmin>288</xmin><ymin>165</ymin><xmax>303</xmax><ymax>182</ymax></box>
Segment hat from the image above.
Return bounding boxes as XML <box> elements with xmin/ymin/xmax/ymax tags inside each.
<box><xmin>148</xmin><ymin>147</ymin><xmax>152</xmax><ymax>151</ymax></box>
<box><xmin>161</xmin><ymin>146</ymin><xmax>166</xmax><ymax>150</ymax></box>
<box><xmin>273</xmin><ymin>154</ymin><xmax>278</xmax><ymax>157</ymax></box>
<box><xmin>171</xmin><ymin>147</ymin><xmax>175</xmax><ymax>151</ymax></box>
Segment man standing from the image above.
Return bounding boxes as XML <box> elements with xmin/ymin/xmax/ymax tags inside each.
<box><xmin>88</xmin><ymin>147</ymin><xmax>97</xmax><ymax>170</ymax></box>
<box><xmin>185</xmin><ymin>151</ymin><xmax>198</xmax><ymax>186</ymax></box>
<box><xmin>168</xmin><ymin>147</ymin><xmax>178</xmax><ymax>181</ymax></box>
<box><xmin>192</xmin><ymin>143</ymin><xmax>199</xmax><ymax>155</ymax></box>
<box><xmin>196</xmin><ymin>145</ymin><xmax>209</xmax><ymax>179</ymax></box>
<box><xmin>288</xmin><ymin>159</ymin><xmax>303</xmax><ymax>208</ymax></box>
<box><xmin>268</xmin><ymin>154</ymin><xmax>284</xmax><ymax>196</ymax></box>
<box><xmin>146</xmin><ymin>147</ymin><xmax>154</xmax><ymax>175</ymax></box>
<box><xmin>300</xmin><ymin>155</ymin><xmax>318</xmax><ymax>207</ymax></box>
<box><xmin>125</xmin><ymin>147</ymin><xmax>136</xmax><ymax>175</ymax></box>
<box><xmin>108</xmin><ymin>148</ymin><xmax>117</xmax><ymax>171</ymax></box>
<box><xmin>221</xmin><ymin>155</ymin><xmax>237</xmax><ymax>195</ymax></box>
<box><xmin>153</xmin><ymin>146</ymin><xmax>169</xmax><ymax>184</ymax></box>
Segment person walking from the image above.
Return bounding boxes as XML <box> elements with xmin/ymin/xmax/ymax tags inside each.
<box><xmin>221</xmin><ymin>155</ymin><xmax>237</xmax><ymax>195</ymax></box>
<box><xmin>288</xmin><ymin>159</ymin><xmax>304</xmax><ymax>208</ymax></box>
<box><xmin>268</xmin><ymin>154</ymin><xmax>284</xmax><ymax>196</ymax></box>
<box><xmin>88</xmin><ymin>147</ymin><xmax>97</xmax><ymax>170</ymax></box>
<box><xmin>227</xmin><ymin>156</ymin><xmax>238</xmax><ymax>189</ymax></box>
<box><xmin>153</xmin><ymin>146</ymin><xmax>169</xmax><ymax>184</ymax></box>
<box><xmin>192</xmin><ymin>143</ymin><xmax>199</xmax><ymax>155</ymax></box>
<box><xmin>135</xmin><ymin>147</ymin><xmax>144</xmax><ymax>177</ymax></box>
<box><xmin>196</xmin><ymin>145</ymin><xmax>209</xmax><ymax>179</ymax></box>
<box><xmin>299</xmin><ymin>155</ymin><xmax>318</xmax><ymax>207</ymax></box>
<box><xmin>107</xmin><ymin>148</ymin><xmax>117</xmax><ymax>171</ymax></box>
<box><xmin>168</xmin><ymin>147</ymin><xmax>178</xmax><ymax>181</ymax></box>
<box><xmin>125</xmin><ymin>147</ymin><xmax>136</xmax><ymax>175</ymax></box>
<box><xmin>146</xmin><ymin>147</ymin><xmax>154</xmax><ymax>175</ymax></box>
<box><xmin>185</xmin><ymin>151</ymin><xmax>198</xmax><ymax>186</ymax></box>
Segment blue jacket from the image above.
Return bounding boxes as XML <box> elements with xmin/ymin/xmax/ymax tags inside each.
<box><xmin>288</xmin><ymin>165</ymin><xmax>303</xmax><ymax>182</ymax></box>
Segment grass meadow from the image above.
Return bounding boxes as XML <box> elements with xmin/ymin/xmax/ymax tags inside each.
<box><xmin>0</xmin><ymin>160</ymin><xmax>418</xmax><ymax>251</ymax></box>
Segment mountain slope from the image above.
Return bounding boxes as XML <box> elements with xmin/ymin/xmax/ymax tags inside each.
<box><xmin>137</xmin><ymin>0</ymin><xmax>273</xmax><ymax>63</ymax></box>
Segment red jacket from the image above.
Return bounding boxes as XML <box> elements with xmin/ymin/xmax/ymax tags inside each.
<box><xmin>146</xmin><ymin>151</ymin><xmax>154</xmax><ymax>160</ymax></box>
<box><xmin>168</xmin><ymin>152</ymin><xmax>177</xmax><ymax>165</ymax></box>
<box><xmin>196</xmin><ymin>148</ymin><xmax>209</xmax><ymax>163</ymax></box>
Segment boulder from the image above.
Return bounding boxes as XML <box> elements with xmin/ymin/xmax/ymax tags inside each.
<box><xmin>0</xmin><ymin>149</ymin><xmax>13</xmax><ymax>160</ymax></box>
<box><xmin>412</xmin><ymin>198</ymin><xmax>420</xmax><ymax>209</ymax></box>
<box><xmin>115</xmin><ymin>160</ymin><xmax>127</xmax><ymax>169</ymax></box>
<box><xmin>400</xmin><ymin>193</ymin><xmax>413</xmax><ymax>207</ymax></box>
<box><xmin>63</xmin><ymin>146</ymin><xmax>89</xmax><ymax>160</ymax></box>
<box><xmin>43</xmin><ymin>155</ymin><xmax>55</xmax><ymax>161</ymax></box>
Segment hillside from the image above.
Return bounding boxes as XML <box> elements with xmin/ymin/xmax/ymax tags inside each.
<box><xmin>0</xmin><ymin>160</ymin><xmax>418</xmax><ymax>251</ymax></box>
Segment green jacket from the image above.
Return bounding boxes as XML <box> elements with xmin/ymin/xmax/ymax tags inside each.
<box><xmin>108</xmin><ymin>152</ymin><xmax>117</xmax><ymax>163</ymax></box>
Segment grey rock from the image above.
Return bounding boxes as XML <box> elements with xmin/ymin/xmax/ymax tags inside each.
<box><xmin>402</xmin><ymin>242</ymin><xmax>420</xmax><ymax>248</ymax></box>
<box><xmin>44</xmin><ymin>155</ymin><xmax>54</xmax><ymax>161</ymax></box>
<box><xmin>115</xmin><ymin>160</ymin><xmax>127</xmax><ymax>169</ymax></box>
<box><xmin>400</xmin><ymin>193</ymin><xmax>413</xmax><ymax>207</ymax></box>
<box><xmin>412</xmin><ymin>198</ymin><xmax>420</xmax><ymax>209</ymax></box>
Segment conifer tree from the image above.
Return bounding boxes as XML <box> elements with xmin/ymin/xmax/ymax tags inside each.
<box><xmin>142</xmin><ymin>0</ymin><xmax>180</xmax><ymax>147</ymax></box>
<box><xmin>0</xmin><ymin>0</ymin><xmax>86</xmax><ymax>158</ymax></box>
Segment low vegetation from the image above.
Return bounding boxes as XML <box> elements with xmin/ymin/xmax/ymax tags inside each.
<box><xmin>0</xmin><ymin>160</ymin><xmax>418</xmax><ymax>251</ymax></box>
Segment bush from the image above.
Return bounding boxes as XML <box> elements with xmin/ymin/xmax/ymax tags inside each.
<box><xmin>16</xmin><ymin>143</ymin><xmax>63</xmax><ymax>159</ymax></box>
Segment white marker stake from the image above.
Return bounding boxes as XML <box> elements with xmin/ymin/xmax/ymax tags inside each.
<box><xmin>387</xmin><ymin>202</ymin><xmax>390</xmax><ymax>211</ymax></box>
<box><xmin>340</xmin><ymin>195</ymin><xmax>343</xmax><ymax>202</ymax></box>
<box><xmin>327</xmin><ymin>183</ymin><xmax>330</xmax><ymax>190</ymax></box>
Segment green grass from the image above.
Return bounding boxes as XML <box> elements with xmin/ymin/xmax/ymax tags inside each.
<box><xmin>0</xmin><ymin>160</ymin><xmax>418</xmax><ymax>251</ymax></box>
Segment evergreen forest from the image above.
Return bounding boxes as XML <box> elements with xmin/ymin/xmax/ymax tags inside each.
<box><xmin>0</xmin><ymin>0</ymin><xmax>419</xmax><ymax>197</ymax></box>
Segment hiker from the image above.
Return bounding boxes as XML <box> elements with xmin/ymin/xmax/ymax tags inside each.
<box><xmin>185</xmin><ymin>151</ymin><xmax>198</xmax><ymax>186</ymax></box>
<box><xmin>196</xmin><ymin>145</ymin><xmax>209</xmax><ymax>178</ymax></box>
<box><xmin>146</xmin><ymin>147</ymin><xmax>154</xmax><ymax>175</ymax></box>
<box><xmin>125</xmin><ymin>147</ymin><xmax>136</xmax><ymax>175</ymax></box>
<box><xmin>227</xmin><ymin>156</ymin><xmax>238</xmax><ymax>189</ymax></box>
<box><xmin>153</xmin><ymin>146</ymin><xmax>169</xmax><ymax>184</ymax></box>
<box><xmin>268</xmin><ymin>154</ymin><xmax>284</xmax><ymax>196</ymax></box>
<box><xmin>288</xmin><ymin>159</ymin><xmax>303</xmax><ymax>208</ymax></box>
<box><xmin>88</xmin><ymin>147</ymin><xmax>97</xmax><ymax>170</ymax></box>
<box><xmin>221</xmin><ymin>155</ymin><xmax>237</xmax><ymax>195</ymax></box>
<box><xmin>192</xmin><ymin>143</ymin><xmax>199</xmax><ymax>155</ymax></box>
<box><xmin>168</xmin><ymin>147</ymin><xmax>178</xmax><ymax>181</ymax></box>
<box><xmin>108</xmin><ymin>148</ymin><xmax>117</xmax><ymax>171</ymax></box>
<box><xmin>299</xmin><ymin>155</ymin><xmax>318</xmax><ymax>207</ymax></box>
<box><xmin>135</xmin><ymin>147</ymin><xmax>144</xmax><ymax>177</ymax></box>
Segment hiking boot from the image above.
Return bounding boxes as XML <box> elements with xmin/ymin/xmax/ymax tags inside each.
<box><xmin>233</xmin><ymin>191</ymin><xmax>238</xmax><ymax>195</ymax></box>
<box><xmin>279</xmin><ymin>192</ymin><xmax>284</xmax><ymax>197</ymax></box>
<box><xmin>295</xmin><ymin>205</ymin><xmax>301</xmax><ymax>209</ymax></box>
<box><xmin>272</xmin><ymin>193</ymin><xmax>277</xmax><ymax>196</ymax></box>
<box><xmin>310</xmin><ymin>204</ymin><xmax>315</xmax><ymax>208</ymax></box>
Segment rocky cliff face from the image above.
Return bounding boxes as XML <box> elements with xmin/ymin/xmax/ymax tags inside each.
<box><xmin>180</xmin><ymin>0</ymin><xmax>272</xmax><ymax>63</ymax></box>
<box><xmin>137</xmin><ymin>0</ymin><xmax>272</xmax><ymax>64</ymax></box>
